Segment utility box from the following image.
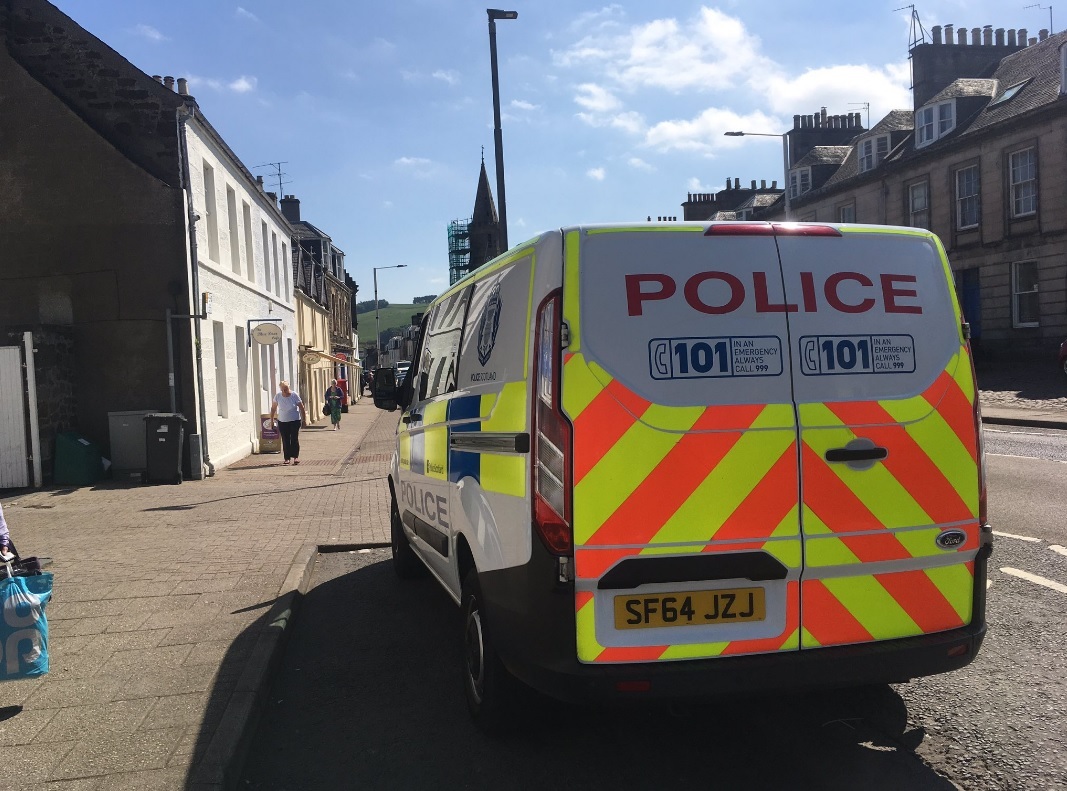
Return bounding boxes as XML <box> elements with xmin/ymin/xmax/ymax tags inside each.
<box><xmin>144</xmin><ymin>413</ymin><xmax>187</xmax><ymax>485</ymax></box>
<box><xmin>108</xmin><ymin>410</ymin><xmax>157</xmax><ymax>481</ymax></box>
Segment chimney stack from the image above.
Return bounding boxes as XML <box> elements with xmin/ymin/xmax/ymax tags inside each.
<box><xmin>164</xmin><ymin>75</ymin><xmax>175</xmax><ymax>91</ymax></box>
<box><xmin>280</xmin><ymin>194</ymin><xmax>301</xmax><ymax>223</ymax></box>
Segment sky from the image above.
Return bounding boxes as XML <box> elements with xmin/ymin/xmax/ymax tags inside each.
<box><xmin>57</xmin><ymin>0</ymin><xmax>1052</xmax><ymax>304</ymax></box>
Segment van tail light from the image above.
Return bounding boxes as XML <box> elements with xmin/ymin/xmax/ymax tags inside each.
<box><xmin>532</xmin><ymin>290</ymin><xmax>573</xmax><ymax>555</ymax></box>
<box><xmin>967</xmin><ymin>347</ymin><xmax>988</xmax><ymax>527</ymax></box>
<box><xmin>704</xmin><ymin>222</ymin><xmax>842</xmax><ymax>237</ymax></box>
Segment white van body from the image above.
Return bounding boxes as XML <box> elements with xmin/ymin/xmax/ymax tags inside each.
<box><xmin>376</xmin><ymin>222</ymin><xmax>990</xmax><ymax>727</ymax></box>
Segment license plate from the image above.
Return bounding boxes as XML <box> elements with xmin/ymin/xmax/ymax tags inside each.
<box><xmin>613</xmin><ymin>587</ymin><xmax>766</xmax><ymax>630</ymax></box>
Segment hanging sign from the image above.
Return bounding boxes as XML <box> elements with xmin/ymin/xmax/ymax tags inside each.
<box><xmin>251</xmin><ymin>324</ymin><xmax>282</xmax><ymax>345</ymax></box>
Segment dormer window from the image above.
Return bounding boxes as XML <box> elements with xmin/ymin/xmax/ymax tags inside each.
<box><xmin>915</xmin><ymin>100</ymin><xmax>956</xmax><ymax>148</ymax></box>
<box><xmin>789</xmin><ymin>167</ymin><xmax>811</xmax><ymax>198</ymax></box>
<box><xmin>859</xmin><ymin>135</ymin><xmax>890</xmax><ymax>172</ymax></box>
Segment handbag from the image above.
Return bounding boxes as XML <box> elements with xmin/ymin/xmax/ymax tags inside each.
<box><xmin>322</xmin><ymin>403</ymin><xmax>331</xmax><ymax>416</ymax></box>
<box><xmin>0</xmin><ymin>572</ymin><xmax>52</xmax><ymax>681</ymax></box>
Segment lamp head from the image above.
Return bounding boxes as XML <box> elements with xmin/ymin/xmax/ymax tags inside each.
<box><xmin>488</xmin><ymin>9</ymin><xmax>518</xmax><ymax>20</ymax></box>
<box><xmin>724</xmin><ymin>131</ymin><xmax>745</xmax><ymax>137</ymax></box>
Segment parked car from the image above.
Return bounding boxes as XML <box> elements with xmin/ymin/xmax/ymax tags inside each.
<box><xmin>395</xmin><ymin>360</ymin><xmax>411</xmax><ymax>384</ymax></box>
<box><xmin>1059</xmin><ymin>339</ymin><xmax>1067</xmax><ymax>376</ymax></box>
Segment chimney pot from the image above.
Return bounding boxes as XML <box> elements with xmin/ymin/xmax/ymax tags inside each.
<box><xmin>1040</xmin><ymin>29</ymin><xmax>1049</xmax><ymax>41</ymax></box>
<box><xmin>932</xmin><ymin>25</ymin><xmax>942</xmax><ymax>44</ymax></box>
<box><xmin>1029</xmin><ymin>36</ymin><xmax>1037</xmax><ymax>45</ymax></box>
<box><xmin>971</xmin><ymin>28</ymin><xmax>981</xmax><ymax>45</ymax></box>
<box><xmin>944</xmin><ymin>24</ymin><xmax>954</xmax><ymax>42</ymax></box>
<box><xmin>761</xmin><ymin>180</ymin><xmax>767</xmax><ymax>189</ymax></box>
<box><xmin>726</xmin><ymin>178</ymin><xmax>732</xmax><ymax>189</ymax></box>
<box><xmin>957</xmin><ymin>28</ymin><xmax>967</xmax><ymax>45</ymax></box>
<box><xmin>1019</xmin><ymin>28</ymin><xmax>1028</xmax><ymax>45</ymax></box>
<box><xmin>1008</xmin><ymin>28</ymin><xmax>1017</xmax><ymax>46</ymax></box>
<box><xmin>793</xmin><ymin>114</ymin><xmax>801</xmax><ymax>129</ymax></box>
<box><xmin>152</xmin><ymin>75</ymin><xmax>163</xmax><ymax>83</ymax></box>
<box><xmin>996</xmin><ymin>28</ymin><xmax>1005</xmax><ymax>45</ymax></box>
<box><xmin>771</xmin><ymin>180</ymin><xmax>777</xmax><ymax>189</ymax></box>
<box><xmin>177</xmin><ymin>77</ymin><xmax>189</xmax><ymax>95</ymax></box>
<box><xmin>983</xmin><ymin>26</ymin><xmax>993</xmax><ymax>45</ymax></box>
<box><xmin>164</xmin><ymin>75</ymin><xmax>175</xmax><ymax>90</ymax></box>
<box><xmin>751</xmin><ymin>180</ymin><xmax>757</xmax><ymax>190</ymax></box>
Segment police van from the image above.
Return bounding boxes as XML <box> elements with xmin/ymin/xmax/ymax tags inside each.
<box><xmin>373</xmin><ymin>222</ymin><xmax>990</xmax><ymax>729</ymax></box>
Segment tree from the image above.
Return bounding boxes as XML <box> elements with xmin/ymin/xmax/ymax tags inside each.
<box><xmin>356</xmin><ymin>299</ymin><xmax>389</xmax><ymax>314</ymax></box>
<box><xmin>412</xmin><ymin>294</ymin><xmax>438</xmax><ymax>305</ymax></box>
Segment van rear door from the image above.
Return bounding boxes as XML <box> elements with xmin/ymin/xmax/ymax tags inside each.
<box><xmin>563</xmin><ymin>225</ymin><xmax>802</xmax><ymax>664</ymax></box>
<box><xmin>777</xmin><ymin>227</ymin><xmax>980</xmax><ymax>650</ymax></box>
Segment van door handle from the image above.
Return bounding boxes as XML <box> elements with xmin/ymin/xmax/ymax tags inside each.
<box><xmin>825</xmin><ymin>446</ymin><xmax>888</xmax><ymax>463</ymax></box>
<box><xmin>402</xmin><ymin>411</ymin><xmax>422</xmax><ymax>424</ymax></box>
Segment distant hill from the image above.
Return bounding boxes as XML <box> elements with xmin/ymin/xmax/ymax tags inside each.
<box><xmin>356</xmin><ymin>303</ymin><xmax>425</xmax><ymax>340</ymax></box>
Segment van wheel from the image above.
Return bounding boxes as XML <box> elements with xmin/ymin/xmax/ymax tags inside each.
<box><xmin>391</xmin><ymin>494</ymin><xmax>425</xmax><ymax>579</ymax></box>
<box><xmin>462</xmin><ymin>570</ymin><xmax>519</xmax><ymax>732</ymax></box>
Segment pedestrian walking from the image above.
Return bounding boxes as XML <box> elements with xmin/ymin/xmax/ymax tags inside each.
<box><xmin>0</xmin><ymin>502</ymin><xmax>16</xmax><ymax>561</ymax></box>
<box><xmin>325</xmin><ymin>379</ymin><xmax>345</xmax><ymax>430</ymax></box>
<box><xmin>269</xmin><ymin>381</ymin><xmax>308</xmax><ymax>465</ymax></box>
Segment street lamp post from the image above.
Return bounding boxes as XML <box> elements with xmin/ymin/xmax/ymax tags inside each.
<box><xmin>373</xmin><ymin>264</ymin><xmax>407</xmax><ymax>368</ymax></box>
<box><xmin>488</xmin><ymin>8</ymin><xmax>518</xmax><ymax>252</ymax></box>
<box><xmin>724</xmin><ymin>131</ymin><xmax>791</xmax><ymax>220</ymax></box>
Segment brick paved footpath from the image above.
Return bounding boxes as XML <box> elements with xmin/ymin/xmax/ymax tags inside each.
<box><xmin>0</xmin><ymin>399</ymin><xmax>398</xmax><ymax>790</ymax></box>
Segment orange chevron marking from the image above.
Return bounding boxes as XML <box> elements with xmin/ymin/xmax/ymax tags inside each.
<box><xmin>594</xmin><ymin>645</ymin><xmax>667</xmax><ymax>663</ymax></box>
<box><xmin>874</xmin><ymin>569</ymin><xmax>965</xmax><ymax>634</ymax></box>
<box><xmin>801</xmin><ymin>444</ymin><xmax>883</xmax><ymax>533</ymax></box>
<box><xmin>924</xmin><ymin>372</ymin><xmax>977</xmax><ymax>459</ymax></box>
<box><xmin>575</xmin><ymin>591</ymin><xmax>594</xmax><ymax>611</ymax></box>
<box><xmin>826</xmin><ymin>402</ymin><xmax>972</xmax><ymax>524</ymax></box>
<box><xmin>575</xmin><ymin>547</ymin><xmax>640</xmax><ymax>581</ymax></box>
<box><xmin>721</xmin><ymin>581</ymin><xmax>799</xmax><ymax>655</ymax></box>
<box><xmin>573</xmin><ymin>379</ymin><xmax>651</xmax><ymax>484</ymax></box>
<box><xmin>585</xmin><ymin>405</ymin><xmax>763</xmax><ymax>547</ymax></box>
<box><xmin>713</xmin><ymin>445</ymin><xmax>798</xmax><ymax>542</ymax></box>
<box><xmin>801</xmin><ymin>580</ymin><xmax>874</xmax><ymax>646</ymax></box>
<box><xmin>839</xmin><ymin>532</ymin><xmax>911</xmax><ymax>563</ymax></box>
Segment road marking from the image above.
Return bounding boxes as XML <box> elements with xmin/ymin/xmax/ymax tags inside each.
<box><xmin>1050</xmin><ymin>545</ymin><xmax>1067</xmax><ymax>558</ymax></box>
<box><xmin>1000</xmin><ymin>568</ymin><xmax>1067</xmax><ymax>594</ymax></box>
<box><xmin>987</xmin><ymin>453</ymin><xmax>1067</xmax><ymax>464</ymax></box>
<box><xmin>983</xmin><ymin>428</ymin><xmax>1067</xmax><ymax>437</ymax></box>
<box><xmin>992</xmin><ymin>531</ymin><xmax>1042</xmax><ymax>543</ymax></box>
<box><xmin>986</xmin><ymin>580</ymin><xmax>993</xmax><ymax>590</ymax></box>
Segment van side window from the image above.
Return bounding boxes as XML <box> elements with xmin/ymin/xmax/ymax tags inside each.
<box><xmin>423</xmin><ymin>286</ymin><xmax>472</xmax><ymax>399</ymax></box>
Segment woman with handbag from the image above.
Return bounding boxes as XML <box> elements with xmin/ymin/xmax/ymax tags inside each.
<box><xmin>325</xmin><ymin>379</ymin><xmax>345</xmax><ymax>430</ymax></box>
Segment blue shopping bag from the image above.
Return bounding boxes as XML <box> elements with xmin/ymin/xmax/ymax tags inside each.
<box><xmin>0</xmin><ymin>572</ymin><xmax>53</xmax><ymax>681</ymax></box>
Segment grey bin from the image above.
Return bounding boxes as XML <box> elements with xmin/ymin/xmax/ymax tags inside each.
<box><xmin>107</xmin><ymin>410</ymin><xmax>158</xmax><ymax>481</ymax></box>
<box><xmin>143</xmin><ymin>413</ymin><xmax>187</xmax><ymax>485</ymax></box>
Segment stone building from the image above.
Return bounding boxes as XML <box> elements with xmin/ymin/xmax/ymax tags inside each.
<box><xmin>0</xmin><ymin>0</ymin><xmax>297</xmax><ymax>481</ymax></box>
<box><xmin>749</xmin><ymin>24</ymin><xmax>1067</xmax><ymax>358</ymax></box>
<box><xmin>282</xmin><ymin>196</ymin><xmax>356</xmax><ymax>415</ymax></box>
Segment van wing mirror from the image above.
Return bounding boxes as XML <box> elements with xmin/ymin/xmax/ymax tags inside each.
<box><xmin>372</xmin><ymin>368</ymin><xmax>399</xmax><ymax>412</ymax></box>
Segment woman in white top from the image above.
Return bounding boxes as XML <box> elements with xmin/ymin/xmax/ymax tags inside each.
<box><xmin>269</xmin><ymin>381</ymin><xmax>308</xmax><ymax>465</ymax></box>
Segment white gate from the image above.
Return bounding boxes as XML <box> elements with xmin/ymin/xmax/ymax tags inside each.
<box><xmin>0</xmin><ymin>345</ymin><xmax>30</xmax><ymax>488</ymax></box>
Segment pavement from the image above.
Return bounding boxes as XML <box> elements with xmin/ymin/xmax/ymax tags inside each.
<box><xmin>0</xmin><ymin>379</ymin><xmax>1063</xmax><ymax>791</ymax></box>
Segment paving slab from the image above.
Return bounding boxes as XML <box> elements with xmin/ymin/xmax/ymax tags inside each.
<box><xmin>0</xmin><ymin>398</ymin><xmax>395</xmax><ymax>789</ymax></box>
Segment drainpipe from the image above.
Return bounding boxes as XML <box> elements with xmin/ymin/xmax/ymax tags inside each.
<box><xmin>176</xmin><ymin>103</ymin><xmax>214</xmax><ymax>477</ymax></box>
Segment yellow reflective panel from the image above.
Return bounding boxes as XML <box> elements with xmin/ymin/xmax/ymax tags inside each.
<box><xmin>925</xmin><ymin>564</ymin><xmax>974</xmax><ymax>623</ymax></box>
<box><xmin>659</xmin><ymin>641</ymin><xmax>729</xmax><ymax>660</ymax></box>
<box><xmin>562</xmin><ymin>354</ymin><xmax>609</xmax><ymax>420</ymax></box>
<box><xmin>422</xmin><ymin>426</ymin><xmax>448</xmax><ymax>481</ymax></box>
<box><xmin>822</xmin><ymin>576</ymin><xmax>920</xmax><ymax>640</ymax></box>
<box><xmin>399</xmin><ymin>432</ymin><xmax>411</xmax><ymax>470</ymax></box>
<box><xmin>422</xmin><ymin>400</ymin><xmax>448</xmax><ymax>426</ymax></box>
<box><xmin>481</xmin><ymin>453</ymin><xmax>526</xmax><ymax>497</ymax></box>
<box><xmin>804</xmin><ymin>535</ymin><xmax>862</xmax><ymax>567</ymax></box>
<box><xmin>575</xmin><ymin>596</ymin><xmax>603</xmax><ymax>662</ymax></box>
<box><xmin>564</xmin><ymin>231</ymin><xmax>582</xmax><ymax>354</ymax></box>
<box><xmin>898</xmin><ymin>412</ymin><xmax>978</xmax><ymax>515</ymax></box>
<box><xmin>482</xmin><ymin>381</ymin><xmax>527</xmax><ymax>433</ymax></box>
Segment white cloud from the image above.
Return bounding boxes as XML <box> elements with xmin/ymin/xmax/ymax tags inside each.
<box><xmin>628</xmin><ymin>157</ymin><xmax>654</xmax><ymax>171</ymax></box>
<box><xmin>235</xmin><ymin>7</ymin><xmax>259</xmax><ymax>23</ymax></box>
<box><xmin>756</xmin><ymin>64</ymin><xmax>910</xmax><ymax>120</ymax></box>
<box><xmin>432</xmin><ymin>69</ymin><xmax>459</xmax><ymax>86</ymax></box>
<box><xmin>383</xmin><ymin>200</ymin><xmax>394</xmax><ymax>209</ymax></box>
<box><xmin>133</xmin><ymin>24</ymin><xmax>165</xmax><ymax>42</ymax></box>
<box><xmin>395</xmin><ymin>157</ymin><xmax>431</xmax><ymax>167</ymax></box>
<box><xmin>587</xmin><ymin>167</ymin><xmax>606</xmax><ymax>181</ymax></box>
<box><xmin>574</xmin><ymin>83</ymin><xmax>621</xmax><ymax>112</ymax></box>
<box><xmin>394</xmin><ymin>157</ymin><xmax>436</xmax><ymax>179</ymax></box>
<box><xmin>645</xmin><ymin>107</ymin><xmax>788</xmax><ymax>157</ymax></box>
<box><xmin>229</xmin><ymin>76</ymin><xmax>257</xmax><ymax>93</ymax></box>
<box><xmin>687</xmin><ymin>177</ymin><xmax>711</xmax><ymax>192</ymax></box>
<box><xmin>511</xmin><ymin>99</ymin><xmax>539</xmax><ymax>111</ymax></box>
<box><xmin>555</xmin><ymin>8</ymin><xmax>772</xmax><ymax>93</ymax></box>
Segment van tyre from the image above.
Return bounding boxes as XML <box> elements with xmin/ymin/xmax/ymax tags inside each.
<box><xmin>391</xmin><ymin>494</ymin><xmax>425</xmax><ymax>579</ymax></box>
<box><xmin>462</xmin><ymin>570</ymin><xmax>520</xmax><ymax>732</ymax></box>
